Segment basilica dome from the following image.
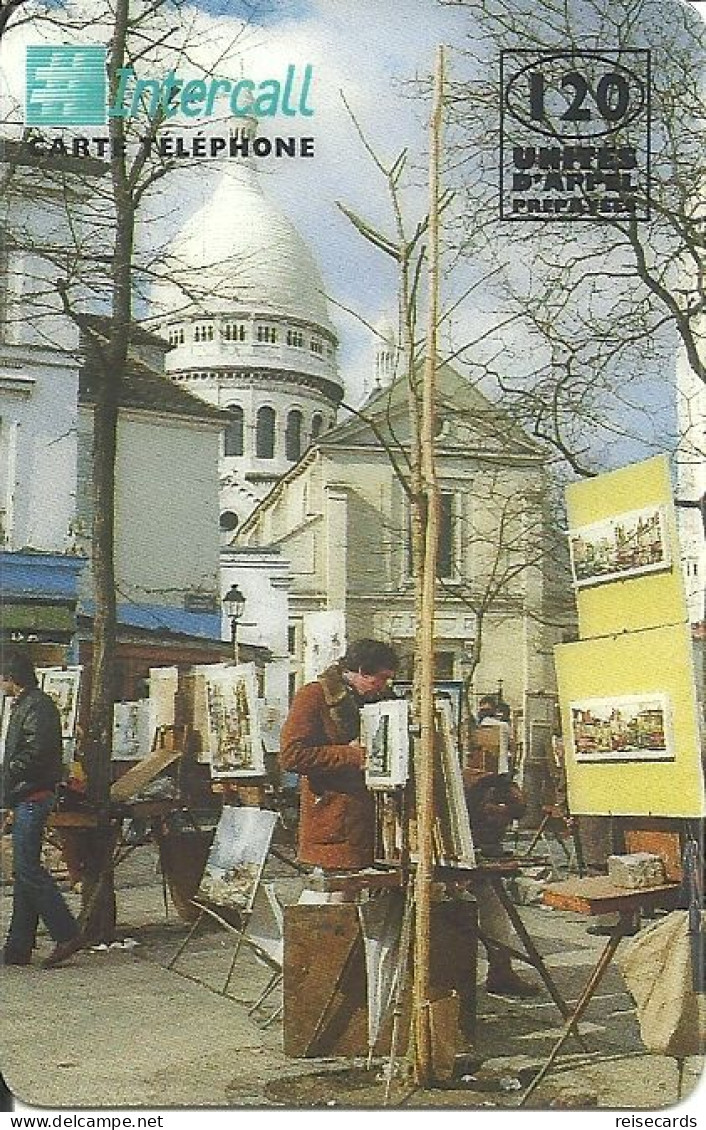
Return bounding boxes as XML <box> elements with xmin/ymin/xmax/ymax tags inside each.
<box><xmin>149</xmin><ymin>143</ymin><xmax>343</xmax><ymax>528</ymax></box>
<box><xmin>150</xmin><ymin>161</ymin><xmax>335</xmax><ymax>335</ymax></box>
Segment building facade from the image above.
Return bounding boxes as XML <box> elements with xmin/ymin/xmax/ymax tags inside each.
<box><xmin>150</xmin><ymin>134</ymin><xmax>343</xmax><ymax>538</ymax></box>
<box><xmin>235</xmin><ymin>365</ymin><xmax>568</xmax><ymax>718</ymax></box>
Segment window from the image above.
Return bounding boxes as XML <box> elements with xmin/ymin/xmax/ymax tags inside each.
<box><xmin>0</xmin><ymin>233</ymin><xmax>7</xmax><ymax>340</ymax></box>
<box><xmin>309</xmin><ymin>337</ymin><xmax>323</xmax><ymax>355</ymax></box>
<box><xmin>310</xmin><ymin>413</ymin><xmax>323</xmax><ymax>442</ymax></box>
<box><xmin>224</xmin><ymin>322</ymin><xmax>246</xmax><ymax>342</ymax></box>
<box><xmin>288</xmin><ymin>671</ymin><xmax>298</xmax><ymax>705</ymax></box>
<box><xmin>256</xmin><ymin>406</ymin><xmax>276</xmax><ymax>458</ymax></box>
<box><xmin>286</xmin><ymin>328</ymin><xmax>304</xmax><ymax>347</ymax></box>
<box><xmin>256</xmin><ymin>324</ymin><xmax>278</xmax><ymax>344</ymax></box>
<box><xmin>223</xmin><ymin>405</ymin><xmax>244</xmax><ymax>457</ymax></box>
<box><xmin>437</xmin><ymin>492</ymin><xmax>454</xmax><ymax>578</ymax></box>
<box><xmin>405</xmin><ymin>491</ymin><xmax>455</xmax><ymax>578</ymax></box>
<box><xmin>167</xmin><ymin>327</ymin><xmax>184</xmax><ymax>346</ymax></box>
<box><xmin>194</xmin><ymin>324</ymin><xmax>214</xmax><ymax>342</ymax></box>
<box><xmin>219</xmin><ymin>511</ymin><xmax>240</xmax><ymax>532</ymax></box>
<box><xmin>285</xmin><ymin>409</ymin><xmax>303</xmax><ymax>461</ymax></box>
<box><xmin>434</xmin><ymin>652</ymin><xmax>455</xmax><ymax>679</ymax></box>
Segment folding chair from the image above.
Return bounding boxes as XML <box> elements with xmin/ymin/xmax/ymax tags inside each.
<box><xmin>167</xmin><ymin>805</ymin><xmax>279</xmax><ymax>997</ymax></box>
<box><xmin>246</xmin><ymin>876</ymin><xmax>308</xmax><ymax>1027</ymax></box>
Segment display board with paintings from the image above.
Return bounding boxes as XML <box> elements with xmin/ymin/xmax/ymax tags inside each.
<box><xmin>361</xmin><ymin>699</ymin><xmax>410</xmax><ymax>790</ymax></box>
<box><xmin>556</xmin><ymin>456</ymin><xmax>704</xmax><ymax>819</ymax></box>
<box><xmin>203</xmin><ymin>663</ymin><xmax>265</xmax><ymax>778</ymax></box>
<box><xmin>565</xmin><ymin>455</ymin><xmax>686</xmax><ymax>639</ymax></box>
<box><xmin>555</xmin><ymin>624</ymin><xmax>704</xmax><ymax>818</ymax></box>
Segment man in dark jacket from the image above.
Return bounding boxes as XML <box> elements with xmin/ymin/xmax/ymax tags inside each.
<box><xmin>1</xmin><ymin>650</ymin><xmax>82</xmax><ymax>968</ymax></box>
<box><xmin>280</xmin><ymin>639</ymin><xmax>398</xmax><ymax>871</ymax></box>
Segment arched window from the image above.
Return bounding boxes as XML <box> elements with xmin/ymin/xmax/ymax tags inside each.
<box><xmin>256</xmin><ymin>406</ymin><xmax>276</xmax><ymax>459</ymax></box>
<box><xmin>310</xmin><ymin>413</ymin><xmax>323</xmax><ymax>442</ymax></box>
<box><xmin>223</xmin><ymin>405</ymin><xmax>244</xmax><ymax>457</ymax></box>
<box><xmin>285</xmin><ymin>409</ymin><xmax>303</xmax><ymax>461</ymax></box>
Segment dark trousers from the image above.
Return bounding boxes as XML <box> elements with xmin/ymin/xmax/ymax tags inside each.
<box><xmin>6</xmin><ymin>796</ymin><xmax>78</xmax><ymax>957</ymax></box>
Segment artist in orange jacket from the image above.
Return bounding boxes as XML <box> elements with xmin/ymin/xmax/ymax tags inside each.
<box><xmin>279</xmin><ymin>639</ymin><xmax>398</xmax><ymax>871</ymax></box>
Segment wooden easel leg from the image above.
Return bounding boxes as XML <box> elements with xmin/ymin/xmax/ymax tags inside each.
<box><xmin>523</xmin><ymin>813</ymin><xmax>551</xmax><ymax>858</ymax></box>
<box><xmin>490</xmin><ymin>877</ymin><xmax>588</xmax><ymax>1051</ymax></box>
<box><xmin>676</xmin><ymin>1058</ymin><xmax>686</xmax><ymax>1101</ymax></box>
<box><xmin>384</xmin><ymin>882</ymin><xmax>415</xmax><ymax>1103</ymax></box>
<box><xmin>248</xmin><ymin>971</ymin><xmax>282</xmax><ymax>1017</ymax></box>
<box><xmin>519</xmin><ymin>924</ymin><xmax>626</xmax><ymax>1106</ymax></box>
<box><xmin>571</xmin><ymin>822</ymin><xmax>587</xmax><ymax>877</ymax></box>
<box><xmin>167</xmin><ymin>909</ymin><xmax>205</xmax><ymax>969</ymax></box>
<box><xmin>223</xmin><ymin>923</ymin><xmax>250</xmax><ymax>997</ymax></box>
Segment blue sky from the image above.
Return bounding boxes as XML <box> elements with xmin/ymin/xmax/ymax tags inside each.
<box><xmin>191</xmin><ymin>0</ymin><xmax>311</xmax><ymax>22</ymax></box>
<box><xmin>1</xmin><ymin>0</ymin><xmax>703</xmax><ymax>464</ymax></box>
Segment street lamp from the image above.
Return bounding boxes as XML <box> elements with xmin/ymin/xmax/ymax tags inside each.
<box><xmin>223</xmin><ymin>583</ymin><xmax>246</xmax><ymax>664</ymax></box>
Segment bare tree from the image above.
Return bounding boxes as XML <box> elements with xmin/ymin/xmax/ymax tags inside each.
<box><xmin>1</xmin><ymin>0</ymin><xmax>272</xmax><ymax>938</ymax></box>
<box><xmin>437</xmin><ymin>0</ymin><xmax>705</xmax><ymax>470</ymax></box>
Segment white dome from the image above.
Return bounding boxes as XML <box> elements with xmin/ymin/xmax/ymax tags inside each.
<box><xmin>151</xmin><ymin>164</ymin><xmax>334</xmax><ymax>334</ymax></box>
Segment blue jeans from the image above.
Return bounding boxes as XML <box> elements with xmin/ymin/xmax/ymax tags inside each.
<box><xmin>6</xmin><ymin>796</ymin><xmax>78</xmax><ymax>957</ymax></box>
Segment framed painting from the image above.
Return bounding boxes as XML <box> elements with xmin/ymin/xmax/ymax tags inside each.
<box><xmin>361</xmin><ymin>699</ymin><xmax>410</xmax><ymax>790</ymax></box>
<box><xmin>37</xmin><ymin>666</ymin><xmax>82</xmax><ymax>741</ymax></box>
<box><xmin>569</xmin><ymin>693</ymin><xmax>674</xmax><ymax>764</ymax></box>
<box><xmin>112</xmin><ymin>700</ymin><xmax>156</xmax><ymax>761</ymax></box>
<box><xmin>569</xmin><ymin>505</ymin><xmax>671</xmax><ymax>588</ymax></box>
<box><xmin>203</xmin><ymin>663</ymin><xmax>265</xmax><ymax>778</ymax></box>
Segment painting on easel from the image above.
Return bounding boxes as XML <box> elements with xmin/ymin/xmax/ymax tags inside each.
<box><xmin>112</xmin><ymin>700</ymin><xmax>156</xmax><ymax>760</ymax></box>
<box><xmin>197</xmin><ymin>805</ymin><xmax>278</xmax><ymax>910</ymax></box>
<box><xmin>361</xmin><ymin>700</ymin><xmax>410</xmax><ymax>790</ymax></box>
<box><xmin>203</xmin><ymin>663</ymin><xmax>265</xmax><ymax>778</ymax></box>
<box><xmin>433</xmin><ymin>708</ymin><xmax>476</xmax><ymax>869</ymax></box>
<box><xmin>37</xmin><ymin>666</ymin><xmax>82</xmax><ymax>740</ymax></box>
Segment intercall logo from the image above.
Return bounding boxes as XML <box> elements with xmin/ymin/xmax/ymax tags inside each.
<box><xmin>25</xmin><ymin>45</ymin><xmax>107</xmax><ymax>127</ymax></box>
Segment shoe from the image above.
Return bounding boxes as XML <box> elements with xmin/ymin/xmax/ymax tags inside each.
<box><xmin>0</xmin><ymin>947</ymin><xmax>31</xmax><ymax>967</ymax></box>
<box><xmin>486</xmin><ymin>972</ymin><xmax>540</xmax><ymax>998</ymax></box>
<box><xmin>42</xmin><ymin>935</ymin><xmax>83</xmax><ymax>969</ymax></box>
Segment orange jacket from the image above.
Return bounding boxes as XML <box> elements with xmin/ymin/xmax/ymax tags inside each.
<box><xmin>280</xmin><ymin>664</ymin><xmax>374</xmax><ymax>870</ymax></box>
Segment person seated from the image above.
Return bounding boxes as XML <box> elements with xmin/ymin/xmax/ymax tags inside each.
<box><xmin>463</xmin><ymin>766</ymin><xmax>540</xmax><ymax>998</ymax></box>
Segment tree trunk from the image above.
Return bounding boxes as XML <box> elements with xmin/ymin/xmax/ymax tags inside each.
<box><xmin>412</xmin><ymin>44</ymin><xmax>445</xmax><ymax>1089</ymax></box>
<box><xmin>79</xmin><ymin>0</ymin><xmax>134</xmax><ymax>942</ymax></box>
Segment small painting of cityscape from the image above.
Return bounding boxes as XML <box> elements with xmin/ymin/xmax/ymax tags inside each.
<box><xmin>204</xmin><ymin>664</ymin><xmax>265</xmax><ymax>778</ymax></box>
<box><xmin>569</xmin><ymin>506</ymin><xmax>671</xmax><ymax>588</ymax></box>
<box><xmin>361</xmin><ymin>700</ymin><xmax>410</xmax><ymax>790</ymax></box>
<box><xmin>570</xmin><ymin>694</ymin><xmax>673</xmax><ymax>762</ymax></box>
<box><xmin>38</xmin><ymin>666</ymin><xmax>82</xmax><ymax>740</ymax></box>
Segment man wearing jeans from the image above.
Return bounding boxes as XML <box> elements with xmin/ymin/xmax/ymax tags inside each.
<box><xmin>1</xmin><ymin>650</ymin><xmax>82</xmax><ymax>969</ymax></box>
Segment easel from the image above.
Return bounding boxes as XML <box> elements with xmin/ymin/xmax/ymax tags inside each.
<box><xmin>519</xmin><ymin>872</ymin><xmax>682</xmax><ymax>1106</ymax></box>
<box><xmin>522</xmin><ymin>805</ymin><xmax>586</xmax><ymax>876</ymax></box>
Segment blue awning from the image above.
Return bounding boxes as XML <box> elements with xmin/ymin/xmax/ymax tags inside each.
<box><xmin>79</xmin><ymin>599</ymin><xmax>221</xmax><ymax>641</ymax></box>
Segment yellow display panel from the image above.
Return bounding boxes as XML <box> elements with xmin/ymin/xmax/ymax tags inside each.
<box><xmin>566</xmin><ymin>454</ymin><xmax>687</xmax><ymax>638</ymax></box>
<box><xmin>555</xmin><ymin>623</ymin><xmax>704</xmax><ymax>818</ymax></box>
